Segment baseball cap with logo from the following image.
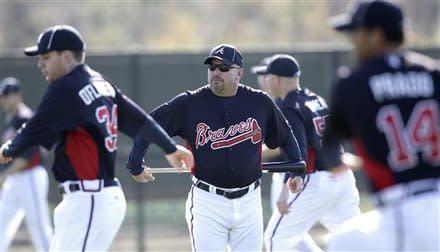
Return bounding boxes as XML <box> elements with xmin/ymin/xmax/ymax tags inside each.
<box><xmin>330</xmin><ymin>0</ymin><xmax>403</xmax><ymax>33</ymax></box>
<box><xmin>24</xmin><ymin>25</ymin><xmax>86</xmax><ymax>56</ymax></box>
<box><xmin>257</xmin><ymin>54</ymin><xmax>301</xmax><ymax>77</ymax></box>
<box><xmin>251</xmin><ymin>56</ymin><xmax>272</xmax><ymax>75</ymax></box>
<box><xmin>204</xmin><ymin>44</ymin><xmax>243</xmax><ymax>67</ymax></box>
<box><xmin>0</xmin><ymin>77</ymin><xmax>21</xmax><ymax>97</ymax></box>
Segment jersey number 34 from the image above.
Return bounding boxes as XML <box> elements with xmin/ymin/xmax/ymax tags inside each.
<box><xmin>96</xmin><ymin>104</ymin><xmax>118</xmax><ymax>152</ymax></box>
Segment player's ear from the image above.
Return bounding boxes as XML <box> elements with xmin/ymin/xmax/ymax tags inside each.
<box><xmin>237</xmin><ymin>67</ymin><xmax>244</xmax><ymax>80</ymax></box>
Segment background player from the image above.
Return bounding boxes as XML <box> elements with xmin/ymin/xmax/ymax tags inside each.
<box><xmin>260</xmin><ymin>54</ymin><xmax>360</xmax><ymax>252</ymax></box>
<box><xmin>126</xmin><ymin>44</ymin><xmax>305</xmax><ymax>252</ymax></box>
<box><xmin>252</xmin><ymin>57</ymin><xmax>323</xmax><ymax>252</ymax></box>
<box><xmin>251</xmin><ymin>56</ymin><xmax>286</xmax><ymax>212</ymax></box>
<box><xmin>0</xmin><ymin>25</ymin><xmax>193</xmax><ymax>251</ymax></box>
<box><xmin>324</xmin><ymin>1</ymin><xmax>440</xmax><ymax>250</ymax></box>
<box><xmin>0</xmin><ymin>77</ymin><xmax>53</xmax><ymax>252</ymax></box>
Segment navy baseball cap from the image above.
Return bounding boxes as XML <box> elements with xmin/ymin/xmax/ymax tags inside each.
<box><xmin>0</xmin><ymin>77</ymin><xmax>21</xmax><ymax>96</ymax></box>
<box><xmin>24</xmin><ymin>25</ymin><xmax>86</xmax><ymax>56</ymax></box>
<box><xmin>330</xmin><ymin>0</ymin><xmax>403</xmax><ymax>33</ymax></box>
<box><xmin>258</xmin><ymin>54</ymin><xmax>301</xmax><ymax>77</ymax></box>
<box><xmin>251</xmin><ymin>56</ymin><xmax>272</xmax><ymax>75</ymax></box>
<box><xmin>204</xmin><ymin>44</ymin><xmax>243</xmax><ymax>67</ymax></box>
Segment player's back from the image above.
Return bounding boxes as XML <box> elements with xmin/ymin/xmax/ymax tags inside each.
<box><xmin>336</xmin><ymin>51</ymin><xmax>440</xmax><ymax>191</ymax></box>
<box><xmin>48</xmin><ymin>64</ymin><xmax>120</xmax><ymax>181</ymax></box>
<box><xmin>282</xmin><ymin>88</ymin><xmax>337</xmax><ymax>173</ymax></box>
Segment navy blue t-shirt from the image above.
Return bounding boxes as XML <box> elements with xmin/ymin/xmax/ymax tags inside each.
<box><xmin>149</xmin><ymin>84</ymin><xmax>303</xmax><ymax>188</ymax></box>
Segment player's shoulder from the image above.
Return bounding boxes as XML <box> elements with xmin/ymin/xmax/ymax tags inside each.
<box><xmin>403</xmin><ymin>50</ymin><xmax>439</xmax><ymax>72</ymax></box>
<box><xmin>160</xmin><ymin>85</ymin><xmax>208</xmax><ymax>108</ymax></box>
<box><xmin>284</xmin><ymin>88</ymin><xmax>327</xmax><ymax>112</ymax></box>
<box><xmin>50</xmin><ymin>65</ymin><xmax>89</xmax><ymax>93</ymax></box>
<box><xmin>238</xmin><ymin>84</ymin><xmax>273</xmax><ymax>102</ymax></box>
<box><xmin>16</xmin><ymin>103</ymin><xmax>33</xmax><ymax>119</ymax></box>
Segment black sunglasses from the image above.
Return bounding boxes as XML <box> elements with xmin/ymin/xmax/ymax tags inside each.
<box><xmin>208</xmin><ymin>64</ymin><xmax>239</xmax><ymax>72</ymax></box>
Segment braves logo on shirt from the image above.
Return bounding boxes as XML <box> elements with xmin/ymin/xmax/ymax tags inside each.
<box><xmin>195</xmin><ymin>117</ymin><xmax>262</xmax><ymax>150</ymax></box>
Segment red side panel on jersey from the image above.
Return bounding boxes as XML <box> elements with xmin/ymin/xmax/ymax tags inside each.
<box><xmin>306</xmin><ymin>147</ymin><xmax>316</xmax><ymax>173</ymax></box>
<box><xmin>25</xmin><ymin>152</ymin><xmax>41</xmax><ymax>169</ymax></box>
<box><xmin>65</xmin><ymin>127</ymin><xmax>99</xmax><ymax>179</ymax></box>
<box><xmin>353</xmin><ymin>136</ymin><xmax>395</xmax><ymax>190</ymax></box>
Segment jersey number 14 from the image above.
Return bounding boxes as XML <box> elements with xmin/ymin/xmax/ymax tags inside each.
<box><xmin>377</xmin><ymin>100</ymin><xmax>440</xmax><ymax>171</ymax></box>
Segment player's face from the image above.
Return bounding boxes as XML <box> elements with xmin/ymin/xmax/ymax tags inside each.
<box><xmin>265</xmin><ymin>74</ymin><xmax>281</xmax><ymax>98</ymax></box>
<box><xmin>350</xmin><ymin>28</ymin><xmax>375</xmax><ymax>63</ymax></box>
<box><xmin>0</xmin><ymin>94</ymin><xmax>20</xmax><ymax>114</ymax></box>
<box><xmin>208</xmin><ymin>59</ymin><xmax>243</xmax><ymax>97</ymax></box>
<box><xmin>38</xmin><ymin>51</ymin><xmax>67</xmax><ymax>83</ymax></box>
<box><xmin>257</xmin><ymin>75</ymin><xmax>271</xmax><ymax>95</ymax></box>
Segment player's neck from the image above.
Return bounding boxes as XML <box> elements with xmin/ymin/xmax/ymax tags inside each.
<box><xmin>363</xmin><ymin>44</ymin><xmax>400</xmax><ymax>63</ymax></box>
<box><xmin>63</xmin><ymin>61</ymin><xmax>82</xmax><ymax>77</ymax></box>
<box><xmin>280</xmin><ymin>83</ymin><xmax>300</xmax><ymax>100</ymax></box>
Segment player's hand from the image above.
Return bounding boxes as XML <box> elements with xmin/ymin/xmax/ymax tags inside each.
<box><xmin>165</xmin><ymin>145</ymin><xmax>194</xmax><ymax>172</ymax></box>
<box><xmin>0</xmin><ymin>141</ymin><xmax>13</xmax><ymax>164</ymax></box>
<box><xmin>330</xmin><ymin>152</ymin><xmax>363</xmax><ymax>178</ymax></box>
<box><xmin>287</xmin><ymin>176</ymin><xmax>304</xmax><ymax>193</ymax></box>
<box><xmin>132</xmin><ymin>166</ymin><xmax>155</xmax><ymax>183</ymax></box>
<box><xmin>341</xmin><ymin>152</ymin><xmax>362</xmax><ymax>169</ymax></box>
<box><xmin>276</xmin><ymin>185</ymin><xmax>290</xmax><ymax>214</ymax></box>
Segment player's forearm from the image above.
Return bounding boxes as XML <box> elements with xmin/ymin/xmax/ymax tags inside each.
<box><xmin>281</xmin><ymin>134</ymin><xmax>303</xmax><ymax>163</ymax></box>
<box><xmin>139</xmin><ymin>115</ymin><xmax>177</xmax><ymax>154</ymax></box>
<box><xmin>281</xmin><ymin>137</ymin><xmax>306</xmax><ymax>180</ymax></box>
<box><xmin>126</xmin><ymin>117</ymin><xmax>178</xmax><ymax>176</ymax></box>
<box><xmin>2</xmin><ymin>133</ymin><xmax>31</xmax><ymax>158</ymax></box>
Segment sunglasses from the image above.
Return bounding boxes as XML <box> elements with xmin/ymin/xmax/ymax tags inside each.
<box><xmin>208</xmin><ymin>64</ymin><xmax>239</xmax><ymax>72</ymax></box>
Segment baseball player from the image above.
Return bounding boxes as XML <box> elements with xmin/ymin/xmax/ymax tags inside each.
<box><xmin>0</xmin><ymin>25</ymin><xmax>193</xmax><ymax>252</ymax></box>
<box><xmin>126</xmin><ymin>44</ymin><xmax>305</xmax><ymax>252</ymax></box>
<box><xmin>0</xmin><ymin>77</ymin><xmax>53</xmax><ymax>252</ymax></box>
<box><xmin>324</xmin><ymin>1</ymin><xmax>440</xmax><ymax>251</ymax></box>
<box><xmin>251</xmin><ymin>56</ymin><xmax>286</xmax><ymax>212</ymax></box>
<box><xmin>252</xmin><ymin>57</ymin><xmax>323</xmax><ymax>252</ymax></box>
<box><xmin>259</xmin><ymin>54</ymin><xmax>361</xmax><ymax>252</ymax></box>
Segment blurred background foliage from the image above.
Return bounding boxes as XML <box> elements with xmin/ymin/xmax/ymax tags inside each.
<box><xmin>1</xmin><ymin>0</ymin><xmax>439</xmax><ymax>55</ymax></box>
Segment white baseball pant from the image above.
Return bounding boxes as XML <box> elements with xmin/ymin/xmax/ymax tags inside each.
<box><xmin>185</xmin><ymin>180</ymin><xmax>263</xmax><ymax>252</ymax></box>
<box><xmin>327</xmin><ymin>178</ymin><xmax>440</xmax><ymax>251</ymax></box>
<box><xmin>270</xmin><ymin>172</ymin><xmax>323</xmax><ymax>252</ymax></box>
<box><xmin>0</xmin><ymin>165</ymin><xmax>52</xmax><ymax>252</ymax></box>
<box><xmin>50</xmin><ymin>179</ymin><xmax>126</xmax><ymax>251</ymax></box>
<box><xmin>264</xmin><ymin>169</ymin><xmax>360</xmax><ymax>251</ymax></box>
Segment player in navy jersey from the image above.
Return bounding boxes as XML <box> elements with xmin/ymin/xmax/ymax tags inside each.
<box><xmin>127</xmin><ymin>44</ymin><xmax>305</xmax><ymax>252</ymax></box>
<box><xmin>251</xmin><ymin>56</ymin><xmax>288</xmax><ymax>212</ymax></box>
<box><xmin>0</xmin><ymin>77</ymin><xmax>53</xmax><ymax>252</ymax></box>
<box><xmin>252</xmin><ymin>56</ymin><xmax>325</xmax><ymax>252</ymax></box>
<box><xmin>325</xmin><ymin>1</ymin><xmax>440</xmax><ymax>251</ymax></box>
<box><xmin>258</xmin><ymin>54</ymin><xmax>360</xmax><ymax>252</ymax></box>
<box><xmin>0</xmin><ymin>25</ymin><xmax>193</xmax><ymax>251</ymax></box>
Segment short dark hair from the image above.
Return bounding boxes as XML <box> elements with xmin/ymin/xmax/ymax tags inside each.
<box><xmin>71</xmin><ymin>51</ymin><xmax>85</xmax><ymax>62</ymax></box>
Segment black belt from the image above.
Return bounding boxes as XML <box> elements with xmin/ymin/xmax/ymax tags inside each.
<box><xmin>194</xmin><ymin>179</ymin><xmax>260</xmax><ymax>199</ymax></box>
<box><xmin>59</xmin><ymin>179</ymin><xmax>119</xmax><ymax>194</ymax></box>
